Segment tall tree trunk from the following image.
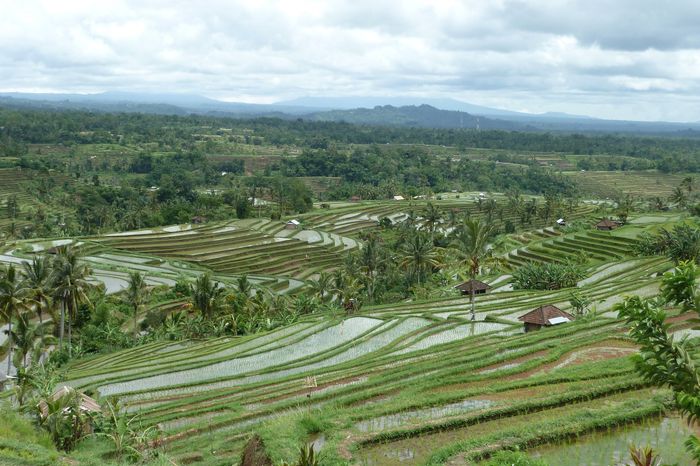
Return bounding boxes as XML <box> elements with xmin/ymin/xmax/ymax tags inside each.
<box><xmin>6</xmin><ymin>309</ymin><xmax>12</xmax><ymax>375</ymax></box>
<box><xmin>470</xmin><ymin>289</ymin><xmax>475</xmax><ymax>321</ymax></box>
<box><xmin>67</xmin><ymin>304</ymin><xmax>72</xmax><ymax>358</ymax></box>
<box><xmin>133</xmin><ymin>305</ymin><xmax>138</xmax><ymax>341</ymax></box>
<box><xmin>59</xmin><ymin>302</ymin><xmax>65</xmax><ymax>351</ymax></box>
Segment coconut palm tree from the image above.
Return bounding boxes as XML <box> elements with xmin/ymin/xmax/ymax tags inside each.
<box><xmin>0</xmin><ymin>264</ymin><xmax>32</xmax><ymax>374</ymax></box>
<box><xmin>681</xmin><ymin>176</ymin><xmax>694</xmax><ymax>195</ymax></box>
<box><xmin>399</xmin><ymin>232</ymin><xmax>440</xmax><ymax>286</ymax></box>
<box><xmin>309</xmin><ymin>271</ymin><xmax>333</xmax><ymax>302</ymax></box>
<box><xmin>190</xmin><ymin>273</ymin><xmax>225</xmax><ymax>320</ymax></box>
<box><xmin>423</xmin><ymin>202</ymin><xmax>442</xmax><ymax>233</ymax></box>
<box><xmin>451</xmin><ymin>219</ymin><xmax>493</xmax><ymax>320</ymax></box>
<box><xmin>122</xmin><ymin>272</ymin><xmax>149</xmax><ymax>340</ymax></box>
<box><xmin>50</xmin><ymin>245</ymin><xmax>93</xmax><ymax>356</ymax></box>
<box><xmin>1</xmin><ymin>311</ymin><xmax>55</xmax><ymax>369</ymax></box>
<box><xmin>21</xmin><ymin>256</ymin><xmax>54</xmax><ymax>327</ymax></box>
<box><xmin>671</xmin><ymin>186</ymin><xmax>688</xmax><ymax>209</ymax></box>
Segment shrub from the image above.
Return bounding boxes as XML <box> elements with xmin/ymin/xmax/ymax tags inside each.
<box><xmin>483</xmin><ymin>451</ymin><xmax>548</xmax><ymax>466</ymax></box>
<box><xmin>512</xmin><ymin>261</ymin><xmax>585</xmax><ymax>290</ymax></box>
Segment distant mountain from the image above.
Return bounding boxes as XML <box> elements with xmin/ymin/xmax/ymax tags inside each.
<box><xmin>306</xmin><ymin>104</ymin><xmax>530</xmax><ymax>130</ymax></box>
<box><xmin>1</xmin><ymin>91</ymin><xmax>699</xmax><ymax>135</ymax></box>
<box><xmin>277</xmin><ymin>96</ymin><xmax>536</xmax><ymax>117</ymax></box>
<box><xmin>0</xmin><ymin>92</ymin><xmax>324</xmax><ymax>116</ymax></box>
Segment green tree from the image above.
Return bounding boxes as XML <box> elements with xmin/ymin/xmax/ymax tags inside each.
<box><xmin>399</xmin><ymin>232</ymin><xmax>440</xmax><ymax>286</ymax></box>
<box><xmin>660</xmin><ymin>260</ymin><xmax>699</xmax><ymax>312</ymax></box>
<box><xmin>122</xmin><ymin>272</ymin><xmax>150</xmax><ymax>340</ymax></box>
<box><xmin>671</xmin><ymin>186</ymin><xmax>688</xmax><ymax>209</ymax></box>
<box><xmin>451</xmin><ymin>219</ymin><xmax>492</xmax><ymax>320</ymax></box>
<box><xmin>616</xmin><ymin>295</ymin><xmax>700</xmax><ymax>464</ymax></box>
<box><xmin>0</xmin><ymin>264</ymin><xmax>32</xmax><ymax>374</ymax></box>
<box><xmin>190</xmin><ymin>273</ymin><xmax>226</xmax><ymax>320</ymax></box>
<box><xmin>50</xmin><ymin>246</ymin><xmax>93</xmax><ymax>356</ymax></box>
<box><xmin>1</xmin><ymin>311</ymin><xmax>55</xmax><ymax>369</ymax></box>
<box><xmin>21</xmin><ymin>256</ymin><xmax>53</xmax><ymax>327</ymax></box>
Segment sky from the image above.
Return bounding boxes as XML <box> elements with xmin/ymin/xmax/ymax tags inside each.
<box><xmin>2</xmin><ymin>0</ymin><xmax>700</xmax><ymax>121</ymax></box>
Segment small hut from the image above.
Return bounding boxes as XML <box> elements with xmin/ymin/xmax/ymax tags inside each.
<box><xmin>393</xmin><ymin>195</ymin><xmax>405</xmax><ymax>201</ymax></box>
<box><xmin>596</xmin><ymin>218</ymin><xmax>620</xmax><ymax>231</ymax></box>
<box><xmin>38</xmin><ymin>385</ymin><xmax>102</xmax><ymax>418</ymax></box>
<box><xmin>191</xmin><ymin>216</ymin><xmax>207</xmax><ymax>224</ymax></box>
<box><xmin>350</xmin><ymin>195</ymin><xmax>362</xmax><ymax>202</ymax></box>
<box><xmin>518</xmin><ymin>305</ymin><xmax>574</xmax><ymax>332</ymax></box>
<box><xmin>285</xmin><ymin>219</ymin><xmax>301</xmax><ymax>230</ymax></box>
<box><xmin>556</xmin><ymin>218</ymin><xmax>566</xmax><ymax>227</ymax></box>
<box><xmin>454</xmin><ymin>279</ymin><xmax>491</xmax><ymax>296</ymax></box>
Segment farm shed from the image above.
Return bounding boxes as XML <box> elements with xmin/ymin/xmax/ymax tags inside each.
<box><xmin>191</xmin><ymin>216</ymin><xmax>207</xmax><ymax>224</ymax></box>
<box><xmin>556</xmin><ymin>218</ymin><xmax>566</xmax><ymax>226</ymax></box>
<box><xmin>518</xmin><ymin>305</ymin><xmax>574</xmax><ymax>332</ymax></box>
<box><xmin>285</xmin><ymin>219</ymin><xmax>301</xmax><ymax>229</ymax></box>
<box><xmin>350</xmin><ymin>195</ymin><xmax>362</xmax><ymax>202</ymax></box>
<box><xmin>596</xmin><ymin>218</ymin><xmax>620</xmax><ymax>231</ymax></box>
<box><xmin>38</xmin><ymin>385</ymin><xmax>102</xmax><ymax>418</ymax></box>
<box><xmin>393</xmin><ymin>195</ymin><xmax>405</xmax><ymax>201</ymax></box>
<box><xmin>454</xmin><ymin>279</ymin><xmax>491</xmax><ymax>296</ymax></box>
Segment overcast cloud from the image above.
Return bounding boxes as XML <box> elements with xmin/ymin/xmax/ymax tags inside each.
<box><xmin>1</xmin><ymin>0</ymin><xmax>700</xmax><ymax>121</ymax></box>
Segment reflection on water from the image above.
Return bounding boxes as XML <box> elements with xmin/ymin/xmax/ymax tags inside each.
<box><xmin>531</xmin><ymin>416</ymin><xmax>694</xmax><ymax>466</ymax></box>
<box><xmin>356</xmin><ymin>399</ymin><xmax>494</xmax><ymax>433</ymax></box>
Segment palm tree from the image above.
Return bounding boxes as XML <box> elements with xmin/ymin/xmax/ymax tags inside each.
<box><xmin>0</xmin><ymin>264</ymin><xmax>32</xmax><ymax>374</ymax></box>
<box><xmin>122</xmin><ymin>272</ymin><xmax>149</xmax><ymax>340</ymax></box>
<box><xmin>190</xmin><ymin>273</ymin><xmax>225</xmax><ymax>320</ymax></box>
<box><xmin>451</xmin><ymin>219</ymin><xmax>493</xmax><ymax>320</ymax></box>
<box><xmin>1</xmin><ymin>311</ymin><xmax>55</xmax><ymax>369</ymax></box>
<box><xmin>423</xmin><ymin>203</ymin><xmax>442</xmax><ymax>233</ymax></box>
<box><xmin>399</xmin><ymin>232</ymin><xmax>440</xmax><ymax>286</ymax></box>
<box><xmin>50</xmin><ymin>246</ymin><xmax>93</xmax><ymax>356</ymax></box>
<box><xmin>309</xmin><ymin>271</ymin><xmax>333</xmax><ymax>302</ymax></box>
<box><xmin>22</xmin><ymin>256</ymin><xmax>54</xmax><ymax>327</ymax></box>
<box><xmin>671</xmin><ymin>186</ymin><xmax>688</xmax><ymax>209</ymax></box>
<box><xmin>681</xmin><ymin>176</ymin><xmax>694</xmax><ymax>195</ymax></box>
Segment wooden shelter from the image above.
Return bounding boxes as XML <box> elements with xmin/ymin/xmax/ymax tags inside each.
<box><xmin>38</xmin><ymin>385</ymin><xmax>102</xmax><ymax>419</ymax></box>
<box><xmin>285</xmin><ymin>219</ymin><xmax>301</xmax><ymax>230</ymax></box>
<box><xmin>518</xmin><ymin>305</ymin><xmax>574</xmax><ymax>332</ymax></box>
<box><xmin>349</xmin><ymin>195</ymin><xmax>362</xmax><ymax>202</ymax></box>
<box><xmin>454</xmin><ymin>279</ymin><xmax>491</xmax><ymax>296</ymax></box>
<box><xmin>596</xmin><ymin>218</ymin><xmax>620</xmax><ymax>231</ymax></box>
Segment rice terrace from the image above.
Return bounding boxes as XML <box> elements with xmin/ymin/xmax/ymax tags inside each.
<box><xmin>4</xmin><ymin>3</ymin><xmax>700</xmax><ymax>464</ymax></box>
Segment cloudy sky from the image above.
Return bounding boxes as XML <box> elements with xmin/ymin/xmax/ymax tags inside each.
<box><xmin>2</xmin><ymin>0</ymin><xmax>700</xmax><ymax>121</ymax></box>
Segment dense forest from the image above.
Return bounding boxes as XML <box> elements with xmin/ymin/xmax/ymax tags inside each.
<box><xmin>2</xmin><ymin>107</ymin><xmax>700</xmax><ymax>172</ymax></box>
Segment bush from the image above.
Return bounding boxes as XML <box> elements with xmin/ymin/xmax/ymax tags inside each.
<box><xmin>512</xmin><ymin>261</ymin><xmax>585</xmax><ymax>290</ymax></box>
<box><xmin>483</xmin><ymin>451</ymin><xmax>548</xmax><ymax>466</ymax></box>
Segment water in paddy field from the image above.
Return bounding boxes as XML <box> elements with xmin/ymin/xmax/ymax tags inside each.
<box><xmin>357</xmin><ymin>416</ymin><xmax>694</xmax><ymax>466</ymax></box>
<box><xmin>530</xmin><ymin>416</ymin><xmax>695</xmax><ymax>466</ymax></box>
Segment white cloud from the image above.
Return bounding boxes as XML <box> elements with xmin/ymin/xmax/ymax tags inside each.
<box><xmin>0</xmin><ymin>0</ymin><xmax>699</xmax><ymax>120</ymax></box>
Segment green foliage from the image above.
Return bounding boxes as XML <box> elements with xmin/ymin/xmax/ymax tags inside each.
<box><xmin>483</xmin><ymin>450</ymin><xmax>548</xmax><ymax>466</ymax></box>
<box><xmin>615</xmin><ymin>295</ymin><xmax>700</xmax><ymax>464</ymax></box>
<box><xmin>512</xmin><ymin>261</ymin><xmax>586</xmax><ymax>290</ymax></box>
<box><xmin>568</xmin><ymin>290</ymin><xmax>592</xmax><ymax>316</ymax></box>
<box><xmin>628</xmin><ymin>445</ymin><xmax>661</xmax><ymax>466</ymax></box>
<box><xmin>638</xmin><ymin>225</ymin><xmax>700</xmax><ymax>264</ymax></box>
<box><xmin>660</xmin><ymin>261</ymin><xmax>699</xmax><ymax>311</ymax></box>
<box><xmin>94</xmin><ymin>402</ymin><xmax>159</xmax><ymax>462</ymax></box>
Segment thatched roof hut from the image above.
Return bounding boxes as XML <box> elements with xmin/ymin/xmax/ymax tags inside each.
<box><xmin>596</xmin><ymin>218</ymin><xmax>620</xmax><ymax>231</ymax></box>
<box><xmin>518</xmin><ymin>305</ymin><xmax>574</xmax><ymax>332</ymax></box>
<box><xmin>454</xmin><ymin>279</ymin><xmax>491</xmax><ymax>296</ymax></box>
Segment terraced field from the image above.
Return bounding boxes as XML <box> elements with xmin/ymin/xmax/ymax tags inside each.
<box><xmin>93</xmin><ymin>219</ymin><xmax>358</xmax><ymax>280</ymax></box>
<box><xmin>566</xmin><ymin>170</ymin><xmax>689</xmax><ymax>199</ymax></box>
<box><xmin>59</xmin><ymin>252</ymin><xmax>675</xmax><ymax>465</ymax></box>
<box><xmin>301</xmin><ymin>198</ymin><xmax>597</xmax><ymax>237</ymax></box>
<box><xmin>503</xmin><ymin>229</ymin><xmax>638</xmax><ymax>270</ymax></box>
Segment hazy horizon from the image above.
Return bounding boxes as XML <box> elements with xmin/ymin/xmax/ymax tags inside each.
<box><xmin>3</xmin><ymin>1</ymin><xmax>700</xmax><ymax>122</ymax></box>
